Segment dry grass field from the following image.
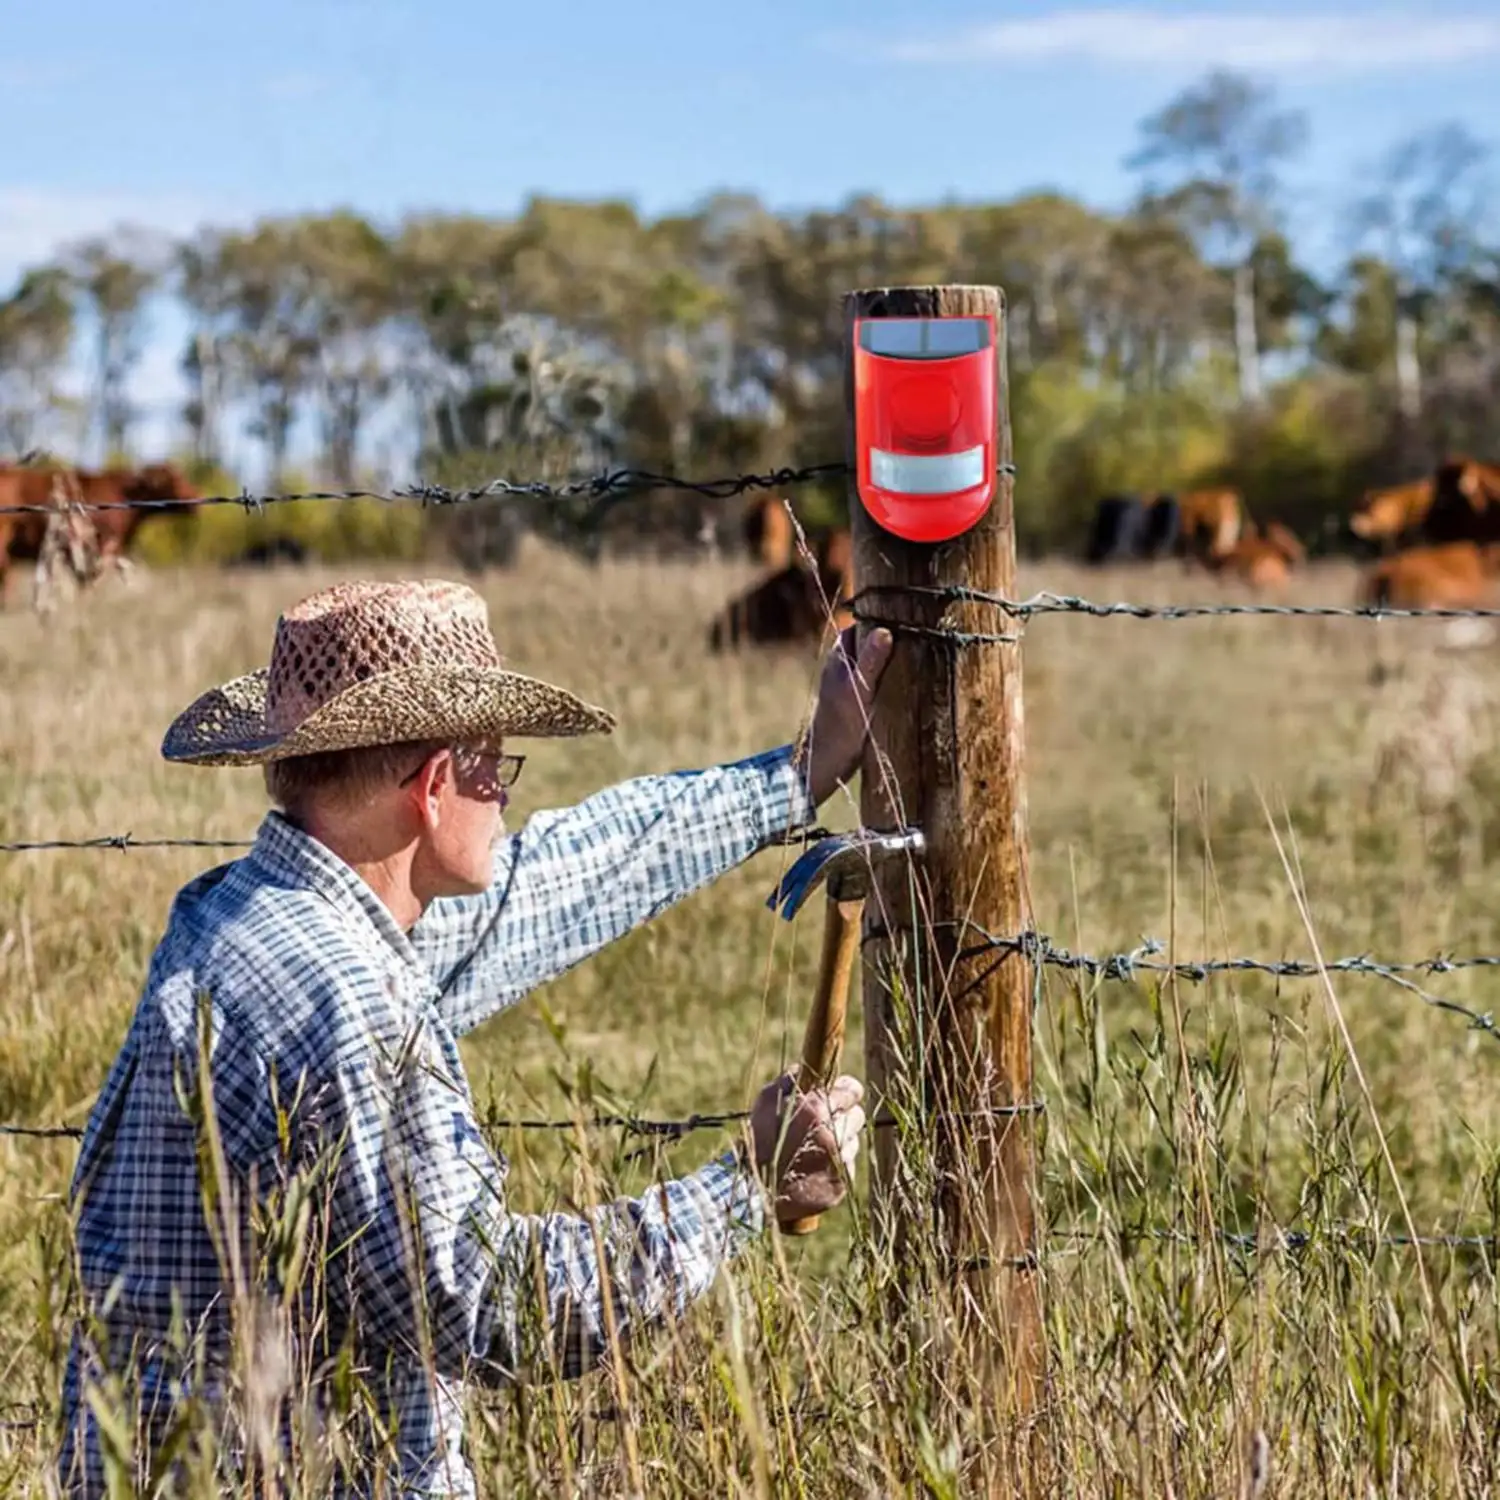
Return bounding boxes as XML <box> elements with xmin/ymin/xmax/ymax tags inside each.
<box><xmin>5</xmin><ymin>541</ymin><xmax>1500</xmax><ymax>1496</ymax></box>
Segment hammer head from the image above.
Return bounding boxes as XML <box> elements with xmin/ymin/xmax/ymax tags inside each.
<box><xmin>766</xmin><ymin>827</ymin><xmax>925</xmax><ymax>920</ymax></box>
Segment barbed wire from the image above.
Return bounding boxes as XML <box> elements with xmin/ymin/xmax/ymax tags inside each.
<box><xmin>0</xmin><ymin>827</ymin><xmax>842</xmax><ymax>856</ymax></box>
<box><xmin>0</xmin><ymin>1101</ymin><xmax>1041</xmax><ymax>1146</ymax></box>
<box><xmin>852</xmin><ymin>584</ymin><xmax>1500</xmax><ymax>625</ymax></box>
<box><xmin>963</xmin><ymin>929</ymin><xmax>1500</xmax><ymax>1041</ymax></box>
<box><xmin>1050</xmin><ymin>1224</ymin><xmax>1500</xmax><ymax>1255</ymax></box>
<box><xmin>0</xmin><ymin>1113</ymin><xmax>751</xmax><ymax>1145</ymax></box>
<box><xmin>0</xmin><ymin>460</ymin><xmax>1034</xmax><ymax>519</ymax></box>
<box><xmin>6</xmin><ymin>460</ymin><xmax>1494</xmax><ymax>624</ymax></box>
<box><xmin>0</xmin><ymin>835</ymin><xmax>253</xmax><ymax>854</ymax></box>
<box><xmin>0</xmin><ymin>462</ymin><xmax>860</xmax><ymax>518</ymax></box>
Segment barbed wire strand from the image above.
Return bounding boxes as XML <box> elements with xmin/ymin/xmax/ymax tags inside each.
<box><xmin>1049</xmin><ymin>1224</ymin><xmax>1500</xmax><ymax>1255</ymax></box>
<box><xmin>0</xmin><ymin>1102</ymin><xmax>1041</xmax><ymax>1145</ymax></box>
<box><xmin>852</xmin><ymin>584</ymin><xmax>1500</xmax><ymax>624</ymax></box>
<box><xmin>4</xmin><ymin>458</ymin><xmax>1494</xmax><ymax>621</ymax></box>
<box><xmin>0</xmin><ymin>460</ymin><xmax>1032</xmax><ymax>518</ymax></box>
<box><xmin>0</xmin><ymin>835</ymin><xmax>253</xmax><ymax>853</ymax></box>
<box><xmin>0</xmin><ymin>827</ymin><xmax>842</xmax><ymax>855</ymax></box>
<box><xmin>0</xmin><ymin>462</ymin><xmax>866</xmax><ymax>518</ymax></box>
<box><xmin>962</xmin><ymin>928</ymin><xmax>1500</xmax><ymax>1041</ymax></box>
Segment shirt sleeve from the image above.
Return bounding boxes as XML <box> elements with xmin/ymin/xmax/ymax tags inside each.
<box><xmin>408</xmin><ymin>743</ymin><xmax>818</xmax><ymax>1036</ymax></box>
<box><xmin>482</xmin><ymin>1148</ymin><xmax>766</xmax><ymax>1382</ymax></box>
<box><xmin>323</xmin><ymin>1012</ymin><xmax>766</xmax><ymax>1382</ymax></box>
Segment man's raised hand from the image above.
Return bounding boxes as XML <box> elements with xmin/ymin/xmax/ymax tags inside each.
<box><xmin>800</xmin><ymin>625</ymin><xmax>894</xmax><ymax>808</ymax></box>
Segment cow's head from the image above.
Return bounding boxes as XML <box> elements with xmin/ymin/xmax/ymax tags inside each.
<box><xmin>1349</xmin><ymin>479</ymin><xmax>1432</xmax><ymax>540</ymax></box>
<box><xmin>1263</xmin><ymin>521</ymin><xmax>1305</xmax><ymax>565</ymax></box>
<box><xmin>816</xmin><ymin>527</ymin><xmax>852</xmax><ymax>580</ymax></box>
<box><xmin>120</xmin><ymin>463</ymin><xmax>200</xmax><ymax>513</ymax></box>
<box><xmin>1453</xmin><ymin>461</ymin><xmax>1500</xmax><ymax>509</ymax></box>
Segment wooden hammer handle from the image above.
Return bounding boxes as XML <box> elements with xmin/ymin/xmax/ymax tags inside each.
<box><xmin>779</xmin><ymin>894</ymin><xmax>864</xmax><ymax>1237</ymax></box>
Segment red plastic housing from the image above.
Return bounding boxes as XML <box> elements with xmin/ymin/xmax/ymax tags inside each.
<box><xmin>852</xmin><ymin>313</ymin><xmax>997</xmax><ymax>543</ymax></box>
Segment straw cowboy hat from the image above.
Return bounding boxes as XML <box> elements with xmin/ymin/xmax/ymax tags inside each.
<box><xmin>162</xmin><ymin>578</ymin><xmax>615</xmax><ymax>767</ymax></box>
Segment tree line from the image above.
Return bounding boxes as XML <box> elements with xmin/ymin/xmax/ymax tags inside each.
<box><xmin>2</xmin><ymin>69</ymin><xmax>1496</xmax><ymax>560</ymax></box>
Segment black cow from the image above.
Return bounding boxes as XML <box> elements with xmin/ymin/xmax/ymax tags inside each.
<box><xmin>1085</xmin><ymin>494</ymin><xmax>1147</xmax><ymax>564</ymax></box>
<box><xmin>1143</xmin><ymin>493</ymin><xmax>1180</xmax><ymax>556</ymax></box>
<box><xmin>1084</xmin><ymin>492</ymin><xmax>1180</xmax><ymax>565</ymax></box>
<box><xmin>228</xmin><ymin>536</ymin><xmax>310</xmax><ymax>568</ymax></box>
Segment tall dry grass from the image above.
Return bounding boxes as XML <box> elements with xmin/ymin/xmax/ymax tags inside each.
<box><xmin>3</xmin><ymin>542</ymin><xmax>1500</xmax><ymax>1495</ymax></box>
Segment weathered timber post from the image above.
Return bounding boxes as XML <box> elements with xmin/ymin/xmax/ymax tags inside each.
<box><xmin>843</xmin><ymin>285</ymin><xmax>1042</xmax><ymax>1431</ymax></box>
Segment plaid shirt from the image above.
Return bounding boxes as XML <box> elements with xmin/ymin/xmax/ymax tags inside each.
<box><xmin>57</xmin><ymin>744</ymin><xmax>816</xmax><ymax>1498</ymax></box>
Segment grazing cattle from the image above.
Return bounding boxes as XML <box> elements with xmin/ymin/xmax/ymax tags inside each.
<box><xmin>1084</xmin><ymin>492</ymin><xmax>1180</xmax><ymax>565</ymax></box>
<box><xmin>0</xmin><ymin>462</ymin><xmax>198</xmax><ymax>602</ymax></box>
<box><xmin>1085</xmin><ymin>494</ymin><xmax>1150</xmax><ymax>564</ymax></box>
<box><xmin>708</xmin><ymin>557</ymin><xmax>853</xmax><ymax>653</ymax></box>
<box><xmin>1358</xmin><ymin>541</ymin><xmax>1500</xmax><ymax>610</ymax></box>
<box><xmin>1172</xmin><ymin>487</ymin><xmax>1244</xmax><ymax>563</ymax></box>
<box><xmin>1424</xmin><ymin>457</ymin><xmax>1500</xmax><ymax>545</ymax></box>
<box><xmin>816</xmin><ymin>526</ymin><xmax>852</xmax><ymax>581</ymax></box>
<box><xmin>1349</xmin><ymin>459</ymin><xmax>1500</xmax><ymax>550</ymax></box>
<box><xmin>229</xmin><ymin>536</ymin><xmax>311</xmax><ymax>568</ymax></box>
<box><xmin>1205</xmin><ymin>520</ymin><xmax>1305</xmax><ymax>590</ymax></box>
<box><xmin>739</xmin><ymin>495</ymin><xmax>855</xmax><ymax>577</ymax></box>
<box><xmin>1349</xmin><ymin>476</ymin><xmax>1436</xmax><ymax>545</ymax></box>
<box><xmin>741</xmin><ymin>495</ymin><xmax>795</xmax><ymax>570</ymax></box>
<box><xmin>1142</xmin><ymin>493</ymin><xmax>1180</xmax><ymax>557</ymax></box>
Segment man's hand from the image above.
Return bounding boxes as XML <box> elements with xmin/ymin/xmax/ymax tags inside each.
<box><xmin>748</xmin><ymin>1071</ymin><xmax>866</xmax><ymax>1221</ymax></box>
<box><xmin>800</xmin><ymin>625</ymin><xmax>894</xmax><ymax>808</ymax></box>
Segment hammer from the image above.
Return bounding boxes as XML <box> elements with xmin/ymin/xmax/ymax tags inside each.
<box><xmin>765</xmin><ymin>826</ymin><xmax>926</xmax><ymax>1234</ymax></box>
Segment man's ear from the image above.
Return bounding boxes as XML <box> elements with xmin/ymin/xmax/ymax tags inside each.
<box><xmin>405</xmin><ymin>747</ymin><xmax>455</xmax><ymax>829</ymax></box>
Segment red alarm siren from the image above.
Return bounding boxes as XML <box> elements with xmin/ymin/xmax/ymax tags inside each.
<box><xmin>853</xmin><ymin>313</ymin><xmax>998</xmax><ymax>543</ymax></box>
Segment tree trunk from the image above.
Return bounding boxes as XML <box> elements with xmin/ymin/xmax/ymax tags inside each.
<box><xmin>1010</xmin><ymin>297</ymin><xmax>1032</xmax><ymax>372</ymax></box>
<box><xmin>186</xmin><ymin>331</ymin><xmax>223</xmax><ymax>468</ymax></box>
<box><xmin>1395</xmin><ymin>302</ymin><xmax>1422</xmax><ymax>422</ymax></box>
<box><xmin>1233</xmin><ymin>261</ymin><xmax>1262</xmax><ymax>404</ymax></box>
<box><xmin>322</xmin><ymin>380</ymin><xmax>361</xmax><ymax>488</ymax></box>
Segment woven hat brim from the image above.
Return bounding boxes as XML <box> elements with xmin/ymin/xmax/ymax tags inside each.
<box><xmin>162</xmin><ymin>664</ymin><xmax>616</xmax><ymax>767</ymax></box>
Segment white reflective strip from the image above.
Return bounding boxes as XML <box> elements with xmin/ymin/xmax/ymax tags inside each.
<box><xmin>870</xmin><ymin>446</ymin><xmax>985</xmax><ymax>495</ymax></box>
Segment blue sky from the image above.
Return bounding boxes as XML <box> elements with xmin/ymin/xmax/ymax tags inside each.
<box><xmin>3</xmin><ymin>0</ymin><xmax>1498</xmax><ymax>477</ymax></box>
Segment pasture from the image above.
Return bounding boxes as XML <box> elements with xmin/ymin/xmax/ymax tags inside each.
<box><xmin>3</xmin><ymin>543</ymin><xmax>1500</xmax><ymax>1496</ymax></box>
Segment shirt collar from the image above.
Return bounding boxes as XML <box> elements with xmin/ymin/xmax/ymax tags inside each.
<box><xmin>247</xmin><ymin>809</ymin><xmax>429</xmax><ymax>981</ymax></box>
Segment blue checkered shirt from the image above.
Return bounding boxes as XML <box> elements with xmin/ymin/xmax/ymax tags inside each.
<box><xmin>57</xmin><ymin>745</ymin><xmax>816</xmax><ymax>1497</ymax></box>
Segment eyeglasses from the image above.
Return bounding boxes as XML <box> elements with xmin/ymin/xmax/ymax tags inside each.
<box><xmin>399</xmin><ymin>747</ymin><xmax>526</xmax><ymax>789</ymax></box>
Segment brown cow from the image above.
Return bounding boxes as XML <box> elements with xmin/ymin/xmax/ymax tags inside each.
<box><xmin>740</xmin><ymin>496</ymin><xmax>855</xmax><ymax>577</ymax></box>
<box><xmin>1349</xmin><ymin>476</ymin><xmax>1436</xmax><ymax>544</ymax></box>
<box><xmin>741</xmin><ymin>496</ymin><xmax>795</xmax><ymax>570</ymax></box>
<box><xmin>1349</xmin><ymin>458</ymin><xmax>1500</xmax><ymax>549</ymax></box>
<box><xmin>1206</xmin><ymin>519</ymin><xmax>1305</xmax><ymax>590</ymax></box>
<box><xmin>1358</xmin><ymin>541</ymin><xmax>1500</xmax><ymax>610</ymax></box>
<box><xmin>708</xmin><ymin>556</ymin><xmax>853</xmax><ymax>653</ymax></box>
<box><xmin>0</xmin><ymin>462</ymin><xmax>198</xmax><ymax>602</ymax></box>
<box><xmin>1424</xmin><ymin>456</ymin><xmax>1500</xmax><ymax>544</ymax></box>
<box><xmin>815</xmin><ymin>526</ymin><xmax>851</xmax><ymax>580</ymax></box>
<box><xmin>1173</xmin><ymin>487</ymin><xmax>1244</xmax><ymax>563</ymax></box>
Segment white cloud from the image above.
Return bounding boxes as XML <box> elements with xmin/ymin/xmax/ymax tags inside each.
<box><xmin>882</xmin><ymin>9</ymin><xmax>1500</xmax><ymax>72</ymax></box>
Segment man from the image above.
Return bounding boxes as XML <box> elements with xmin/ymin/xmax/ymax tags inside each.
<box><xmin>57</xmin><ymin>577</ymin><xmax>892</xmax><ymax>1497</ymax></box>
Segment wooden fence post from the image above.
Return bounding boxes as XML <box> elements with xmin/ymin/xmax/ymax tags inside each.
<box><xmin>843</xmin><ymin>285</ymin><xmax>1043</xmax><ymax>1431</ymax></box>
